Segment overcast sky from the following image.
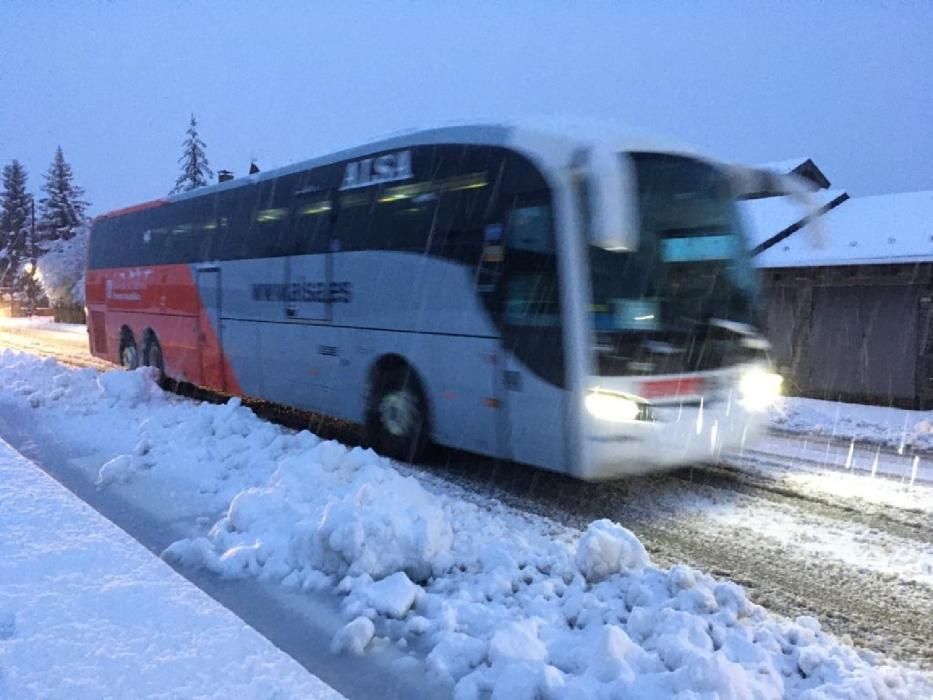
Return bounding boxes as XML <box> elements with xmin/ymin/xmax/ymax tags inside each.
<box><xmin>1</xmin><ymin>1</ymin><xmax>931</xmax><ymax>215</ymax></box>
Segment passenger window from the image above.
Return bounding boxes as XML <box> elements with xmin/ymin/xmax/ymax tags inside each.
<box><xmin>291</xmin><ymin>198</ymin><xmax>332</xmax><ymax>255</ymax></box>
<box><xmin>374</xmin><ymin>179</ymin><xmax>439</xmax><ymax>252</ymax></box>
<box><xmin>503</xmin><ymin>204</ymin><xmax>560</xmax><ymax>327</ymax></box>
<box><xmin>431</xmin><ymin>174</ymin><xmax>490</xmax><ymax>264</ymax></box>
<box><xmin>213</xmin><ymin>185</ymin><xmax>258</xmax><ymax>260</ymax></box>
<box><xmin>332</xmin><ymin>188</ymin><xmax>374</xmax><ymax>251</ymax></box>
<box><xmin>254</xmin><ymin>178</ymin><xmax>296</xmax><ymax>257</ymax></box>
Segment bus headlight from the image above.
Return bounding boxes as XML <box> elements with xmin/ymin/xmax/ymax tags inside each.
<box><xmin>738</xmin><ymin>366</ymin><xmax>783</xmax><ymax>411</ymax></box>
<box><xmin>585</xmin><ymin>390</ymin><xmax>641</xmax><ymax>422</ymax></box>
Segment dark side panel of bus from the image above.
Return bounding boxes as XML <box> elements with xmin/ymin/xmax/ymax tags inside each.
<box><xmin>87</xmin><ymin>144</ymin><xmax>568</xmax><ymax>470</ymax></box>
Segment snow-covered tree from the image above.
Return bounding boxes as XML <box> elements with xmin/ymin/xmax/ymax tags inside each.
<box><xmin>171</xmin><ymin>114</ymin><xmax>213</xmax><ymax>194</ymax></box>
<box><xmin>38</xmin><ymin>146</ymin><xmax>89</xmax><ymax>246</ymax></box>
<box><xmin>37</xmin><ymin>223</ymin><xmax>89</xmax><ymax>308</ymax></box>
<box><xmin>0</xmin><ymin>160</ymin><xmax>34</xmax><ymax>292</ymax></box>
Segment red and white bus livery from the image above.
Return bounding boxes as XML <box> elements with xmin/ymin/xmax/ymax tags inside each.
<box><xmin>87</xmin><ymin>123</ymin><xmax>783</xmax><ymax>479</ymax></box>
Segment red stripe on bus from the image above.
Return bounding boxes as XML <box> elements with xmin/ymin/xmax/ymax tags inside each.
<box><xmin>639</xmin><ymin>377</ymin><xmax>704</xmax><ymax>398</ymax></box>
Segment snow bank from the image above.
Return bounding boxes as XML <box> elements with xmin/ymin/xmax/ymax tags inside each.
<box><xmin>164</xmin><ymin>441</ymin><xmax>453</xmax><ymax>584</ymax></box>
<box><xmin>97</xmin><ymin>366</ymin><xmax>164</xmax><ymax>407</ymax></box>
<box><xmin>772</xmin><ymin>396</ymin><xmax>933</xmax><ymax>452</ymax></box>
<box><xmin>1</xmin><ymin>350</ymin><xmax>929</xmax><ymax>699</ymax></box>
<box><xmin>0</xmin><ymin>434</ymin><xmax>342</xmax><ymax>699</ymax></box>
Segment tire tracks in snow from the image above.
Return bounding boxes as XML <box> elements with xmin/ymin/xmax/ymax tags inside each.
<box><xmin>671</xmin><ymin>461</ymin><xmax>933</xmax><ymax>543</ymax></box>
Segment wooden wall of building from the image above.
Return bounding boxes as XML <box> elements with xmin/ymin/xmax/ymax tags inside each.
<box><xmin>762</xmin><ymin>263</ymin><xmax>932</xmax><ymax>406</ymax></box>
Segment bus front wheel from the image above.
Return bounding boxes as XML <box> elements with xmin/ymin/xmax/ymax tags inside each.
<box><xmin>367</xmin><ymin>366</ymin><xmax>430</xmax><ymax>463</ymax></box>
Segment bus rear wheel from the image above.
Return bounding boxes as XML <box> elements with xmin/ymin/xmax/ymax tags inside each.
<box><xmin>368</xmin><ymin>366</ymin><xmax>430</xmax><ymax>463</ymax></box>
<box><xmin>142</xmin><ymin>335</ymin><xmax>166</xmax><ymax>385</ymax></box>
<box><xmin>120</xmin><ymin>337</ymin><xmax>139</xmax><ymax>370</ymax></box>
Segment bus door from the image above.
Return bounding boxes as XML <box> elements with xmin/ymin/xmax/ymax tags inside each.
<box><xmin>496</xmin><ymin>197</ymin><xmax>568</xmax><ymax>470</ymax></box>
<box><xmin>194</xmin><ymin>264</ymin><xmax>227</xmax><ymax>389</ymax></box>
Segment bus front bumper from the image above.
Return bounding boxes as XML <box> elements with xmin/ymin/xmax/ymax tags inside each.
<box><xmin>579</xmin><ymin>367</ymin><xmax>776</xmax><ymax>480</ymax></box>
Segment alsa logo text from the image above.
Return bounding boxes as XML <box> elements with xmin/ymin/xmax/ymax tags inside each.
<box><xmin>340</xmin><ymin>150</ymin><xmax>413</xmax><ymax>191</ymax></box>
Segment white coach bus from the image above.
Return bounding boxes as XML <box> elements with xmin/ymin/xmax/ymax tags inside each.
<box><xmin>87</xmin><ymin>122</ymin><xmax>785</xmax><ymax>479</ymax></box>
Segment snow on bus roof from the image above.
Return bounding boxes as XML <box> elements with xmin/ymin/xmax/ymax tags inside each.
<box><xmin>755</xmin><ymin>190</ymin><xmax>933</xmax><ymax>268</ymax></box>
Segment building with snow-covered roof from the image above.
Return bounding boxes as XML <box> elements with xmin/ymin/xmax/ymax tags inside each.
<box><xmin>739</xmin><ymin>188</ymin><xmax>848</xmax><ymax>254</ymax></box>
<box><xmin>751</xmin><ymin>189</ymin><xmax>933</xmax><ymax>407</ymax></box>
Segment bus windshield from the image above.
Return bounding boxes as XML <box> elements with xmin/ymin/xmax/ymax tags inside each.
<box><xmin>589</xmin><ymin>152</ymin><xmax>761</xmax><ymax>375</ymax></box>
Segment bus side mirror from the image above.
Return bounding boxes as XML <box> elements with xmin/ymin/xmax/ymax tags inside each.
<box><xmin>588</xmin><ymin>150</ymin><xmax>639</xmax><ymax>252</ymax></box>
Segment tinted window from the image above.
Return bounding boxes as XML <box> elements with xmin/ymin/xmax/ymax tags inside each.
<box><xmin>212</xmin><ymin>185</ymin><xmax>258</xmax><ymax>261</ymax></box>
<box><xmin>291</xmin><ymin>195</ymin><xmax>333</xmax><ymax>255</ymax></box>
<box><xmin>88</xmin><ymin>145</ymin><xmax>554</xmax><ymax>274</ymax></box>
<box><xmin>429</xmin><ymin>147</ymin><xmax>499</xmax><ymax>266</ymax></box>
<box><xmin>334</xmin><ymin>146</ymin><xmax>435</xmax><ymax>253</ymax></box>
<box><xmin>499</xmin><ymin>194</ymin><xmax>564</xmax><ymax>387</ymax></box>
<box><xmin>253</xmin><ymin>176</ymin><xmax>299</xmax><ymax>258</ymax></box>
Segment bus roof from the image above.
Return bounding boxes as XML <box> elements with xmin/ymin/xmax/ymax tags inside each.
<box><xmin>164</xmin><ymin>121</ymin><xmax>711</xmax><ymax>203</ymax></box>
<box><xmin>98</xmin><ymin>121</ymin><xmax>715</xmax><ymax>218</ymax></box>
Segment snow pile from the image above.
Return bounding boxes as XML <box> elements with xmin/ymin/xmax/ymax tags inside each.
<box><xmin>331</xmin><ymin>616</ymin><xmax>376</xmax><ymax>656</ymax></box>
<box><xmin>0</xmin><ymin>349</ymin><xmax>163</xmax><ymax>412</ymax></box>
<box><xmin>772</xmin><ymin>396</ymin><xmax>933</xmax><ymax>452</ymax></box>
<box><xmin>424</xmin><ymin>541</ymin><xmax>913</xmax><ymax>698</ymax></box>
<box><xmin>97</xmin><ymin>366</ymin><xmax>165</xmax><ymax>407</ymax></box>
<box><xmin>575</xmin><ymin>518</ymin><xmax>649</xmax><ymax>582</ymax></box>
<box><xmin>0</xmin><ymin>350</ymin><xmax>929</xmax><ymax>699</ymax></box>
<box><xmin>165</xmin><ymin>441</ymin><xmax>452</xmax><ymax>584</ymax></box>
<box><xmin>0</xmin><ymin>350</ymin><xmax>99</xmax><ymax>407</ymax></box>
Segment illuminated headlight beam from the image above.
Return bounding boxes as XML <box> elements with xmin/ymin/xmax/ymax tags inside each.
<box><xmin>738</xmin><ymin>366</ymin><xmax>783</xmax><ymax>411</ymax></box>
<box><xmin>585</xmin><ymin>391</ymin><xmax>641</xmax><ymax>422</ymax></box>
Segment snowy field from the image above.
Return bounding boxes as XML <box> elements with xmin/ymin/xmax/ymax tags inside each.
<box><xmin>0</xmin><ymin>436</ymin><xmax>343</xmax><ymax>699</ymax></box>
<box><xmin>0</xmin><ymin>350</ymin><xmax>930</xmax><ymax>699</ymax></box>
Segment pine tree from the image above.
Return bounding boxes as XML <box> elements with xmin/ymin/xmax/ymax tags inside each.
<box><xmin>38</xmin><ymin>146</ymin><xmax>89</xmax><ymax>246</ymax></box>
<box><xmin>0</xmin><ymin>160</ymin><xmax>34</xmax><ymax>291</ymax></box>
<box><xmin>171</xmin><ymin>114</ymin><xmax>213</xmax><ymax>194</ymax></box>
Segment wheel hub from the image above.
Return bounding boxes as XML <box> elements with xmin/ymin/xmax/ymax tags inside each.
<box><xmin>122</xmin><ymin>346</ymin><xmax>139</xmax><ymax>369</ymax></box>
<box><xmin>379</xmin><ymin>390</ymin><xmax>419</xmax><ymax>437</ymax></box>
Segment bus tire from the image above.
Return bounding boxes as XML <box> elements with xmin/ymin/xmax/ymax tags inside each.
<box><xmin>367</xmin><ymin>365</ymin><xmax>430</xmax><ymax>463</ymax></box>
<box><xmin>119</xmin><ymin>330</ymin><xmax>139</xmax><ymax>370</ymax></box>
<box><xmin>142</xmin><ymin>333</ymin><xmax>166</xmax><ymax>385</ymax></box>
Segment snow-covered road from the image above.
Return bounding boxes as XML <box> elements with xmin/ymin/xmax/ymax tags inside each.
<box><xmin>1</xmin><ymin>322</ymin><xmax>932</xmax><ymax>697</ymax></box>
<box><xmin>0</xmin><ymin>317</ymin><xmax>105</xmax><ymax>368</ymax></box>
